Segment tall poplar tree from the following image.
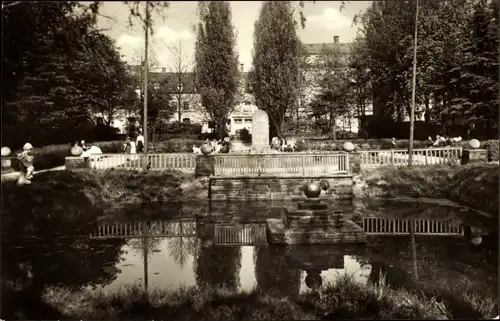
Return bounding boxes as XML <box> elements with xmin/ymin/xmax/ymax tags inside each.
<box><xmin>194</xmin><ymin>1</ymin><xmax>239</xmax><ymax>139</ymax></box>
<box><xmin>250</xmin><ymin>1</ymin><xmax>301</xmax><ymax>139</ymax></box>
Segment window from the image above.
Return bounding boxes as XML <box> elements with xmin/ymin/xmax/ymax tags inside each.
<box><xmin>227</xmin><ymin>119</ymin><xmax>231</xmax><ymax>125</ymax></box>
<box><xmin>244</xmin><ymin>119</ymin><xmax>252</xmax><ymax>123</ymax></box>
<box><xmin>182</xmin><ymin>101</ymin><xmax>189</xmax><ymax>111</ymax></box>
<box><xmin>234</xmin><ymin>119</ymin><xmax>243</xmax><ymax>124</ymax></box>
<box><xmin>182</xmin><ymin>118</ymin><xmax>191</xmax><ymax>124</ymax></box>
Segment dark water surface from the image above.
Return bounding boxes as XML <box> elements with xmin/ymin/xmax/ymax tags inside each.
<box><xmin>2</xmin><ymin>199</ymin><xmax>497</xmax><ymax>317</ymax></box>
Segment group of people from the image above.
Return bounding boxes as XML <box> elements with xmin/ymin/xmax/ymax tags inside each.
<box><xmin>271</xmin><ymin>136</ymin><xmax>297</xmax><ymax>152</ymax></box>
<box><xmin>123</xmin><ymin>132</ymin><xmax>145</xmax><ymax>154</ymax></box>
<box><xmin>427</xmin><ymin>135</ymin><xmax>463</xmax><ymax>147</ymax></box>
<box><xmin>192</xmin><ymin>137</ymin><xmax>231</xmax><ymax>154</ymax></box>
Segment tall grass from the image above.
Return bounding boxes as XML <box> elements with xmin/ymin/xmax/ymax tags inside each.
<box><xmin>37</xmin><ymin>274</ymin><xmax>457</xmax><ymax>320</ymax></box>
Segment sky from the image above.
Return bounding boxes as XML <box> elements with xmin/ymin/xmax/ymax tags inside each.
<box><xmin>95</xmin><ymin>1</ymin><xmax>372</xmax><ymax>72</ymax></box>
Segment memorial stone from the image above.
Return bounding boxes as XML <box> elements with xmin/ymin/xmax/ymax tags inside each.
<box><xmin>251</xmin><ymin>109</ymin><xmax>269</xmax><ymax>153</ymax></box>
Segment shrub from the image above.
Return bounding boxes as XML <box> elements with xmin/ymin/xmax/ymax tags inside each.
<box><xmin>239</xmin><ymin>128</ymin><xmax>252</xmax><ymax>143</ymax></box>
<box><xmin>149</xmin><ymin>139</ymin><xmax>204</xmax><ymax>153</ymax></box>
<box><xmin>156</xmin><ymin>121</ymin><xmax>202</xmax><ymax>140</ymax></box>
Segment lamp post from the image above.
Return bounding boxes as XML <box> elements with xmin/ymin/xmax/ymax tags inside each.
<box><xmin>142</xmin><ymin>1</ymin><xmax>150</xmax><ymax>170</ymax></box>
<box><xmin>177</xmin><ymin>83</ymin><xmax>184</xmax><ymax>122</ymax></box>
<box><xmin>408</xmin><ymin>0</ymin><xmax>419</xmax><ymax>167</ymax></box>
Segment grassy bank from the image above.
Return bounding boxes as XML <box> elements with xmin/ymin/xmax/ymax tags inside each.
<box><xmin>1</xmin><ymin>170</ymin><xmax>189</xmax><ymax>228</ymax></box>
<box><xmin>35</xmin><ymin>275</ymin><xmax>458</xmax><ymax>320</ymax></box>
<box><xmin>359</xmin><ymin>163</ymin><xmax>498</xmax><ymax>217</ymax></box>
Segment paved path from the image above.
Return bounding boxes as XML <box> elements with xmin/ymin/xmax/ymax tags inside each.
<box><xmin>1</xmin><ymin>165</ymin><xmax>66</xmax><ymax>182</ymax></box>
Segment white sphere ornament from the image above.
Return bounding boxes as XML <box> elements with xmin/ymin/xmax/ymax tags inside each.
<box><xmin>470</xmin><ymin>235</ymin><xmax>482</xmax><ymax>246</ymax></box>
<box><xmin>1</xmin><ymin>147</ymin><xmax>11</xmax><ymax>157</ymax></box>
<box><xmin>71</xmin><ymin>146</ymin><xmax>83</xmax><ymax>156</ymax></box>
<box><xmin>343</xmin><ymin>142</ymin><xmax>355</xmax><ymax>152</ymax></box>
<box><xmin>468</xmin><ymin>139</ymin><xmax>480</xmax><ymax>149</ymax></box>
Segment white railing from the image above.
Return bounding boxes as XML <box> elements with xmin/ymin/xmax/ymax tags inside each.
<box><xmin>360</xmin><ymin>147</ymin><xmax>462</xmax><ymax>168</ymax></box>
<box><xmin>214</xmin><ymin>224</ymin><xmax>268</xmax><ymax>245</ymax></box>
<box><xmin>89</xmin><ymin>220</ymin><xmax>197</xmax><ymax>239</ymax></box>
<box><xmin>89</xmin><ymin>153</ymin><xmax>196</xmax><ymax>172</ymax></box>
<box><xmin>361</xmin><ymin>217</ymin><xmax>463</xmax><ymax>235</ymax></box>
<box><xmin>213</xmin><ymin>152</ymin><xmax>349</xmax><ymax>176</ymax></box>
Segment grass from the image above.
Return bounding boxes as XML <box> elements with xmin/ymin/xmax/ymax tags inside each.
<box><xmin>1</xmin><ymin>170</ymin><xmax>190</xmax><ymax>225</ymax></box>
<box><xmin>360</xmin><ymin>163</ymin><xmax>499</xmax><ymax>217</ymax></box>
<box><xmin>33</xmin><ymin>274</ymin><xmax>457</xmax><ymax>320</ymax></box>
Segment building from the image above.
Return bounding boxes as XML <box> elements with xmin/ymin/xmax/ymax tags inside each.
<box><xmin>112</xmin><ymin>36</ymin><xmax>371</xmax><ymax>137</ymax></box>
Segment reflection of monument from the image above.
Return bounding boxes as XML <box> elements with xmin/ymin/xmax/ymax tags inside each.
<box><xmin>254</xmin><ymin>246</ymin><xmax>301</xmax><ymax>297</ymax></box>
<box><xmin>266</xmin><ymin>182</ymin><xmax>367</xmax><ymax>245</ymax></box>
<box><xmin>285</xmin><ymin>245</ymin><xmax>366</xmax><ymax>290</ymax></box>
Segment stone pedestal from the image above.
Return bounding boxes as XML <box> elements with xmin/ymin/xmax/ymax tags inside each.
<box><xmin>462</xmin><ymin>149</ymin><xmax>487</xmax><ymax>164</ymax></box>
<box><xmin>195</xmin><ymin>155</ymin><xmax>214</xmax><ymax>177</ymax></box>
<box><xmin>266</xmin><ymin>196</ymin><xmax>367</xmax><ymax>245</ymax></box>
<box><xmin>65</xmin><ymin>156</ymin><xmax>90</xmax><ymax>171</ymax></box>
<box><xmin>1</xmin><ymin>156</ymin><xmax>15</xmax><ymax>173</ymax></box>
<box><xmin>251</xmin><ymin>109</ymin><xmax>270</xmax><ymax>153</ymax></box>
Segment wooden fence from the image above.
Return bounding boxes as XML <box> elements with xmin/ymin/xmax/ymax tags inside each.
<box><xmin>362</xmin><ymin>217</ymin><xmax>463</xmax><ymax>235</ymax></box>
<box><xmin>360</xmin><ymin>147</ymin><xmax>462</xmax><ymax>168</ymax></box>
<box><xmin>89</xmin><ymin>153</ymin><xmax>196</xmax><ymax>172</ymax></box>
<box><xmin>214</xmin><ymin>224</ymin><xmax>268</xmax><ymax>245</ymax></box>
<box><xmin>213</xmin><ymin>152</ymin><xmax>349</xmax><ymax>176</ymax></box>
<box><xmin>89</xmin><ymin>220</ymin><xmax>197</xmax><ymax>239</ymax></box>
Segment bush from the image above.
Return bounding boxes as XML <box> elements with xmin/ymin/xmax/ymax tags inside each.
<box><xmin>156</xmin><ymin>121</ymin><xmax>202</xmax><ymax>140</ymax></box>
<box><xmin>149</xmin><ymin>139</ymin><xmax>204</xmax><ymax>153</ymax></box>
<box><xmin>239</xmin><ymin>128</ymin><xmax>252</xmax><ymax>143</ymax></box>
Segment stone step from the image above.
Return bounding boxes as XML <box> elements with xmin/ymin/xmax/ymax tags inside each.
<box><xmin>297</xmin><ymin>201</ymin><xmax>329</xmax><ymax>210</ymax></box>
<box><xmin>286</xmin><ymin>209</ymin><xmax>330</xmax><ymax>217</ymax></box>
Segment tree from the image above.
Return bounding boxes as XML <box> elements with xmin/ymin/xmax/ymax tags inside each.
<box><xmin>75</xmin><ymin>32</ymin><xmax>132</xmax><ymax>127</ymax></box>
<box><xmin>147</xmin><ymin>79</ymin><xmax>175</xmax><ymax>148</ymax></box>
<box><xmin>168</xmin><ymin>40</ymin><xmax>192</xmax><ymax>122</ymax></box>
<box><xmin>194</xmin><ymin>1</ymin><xmax>239</xmax><ymax>139</ymax></box>
<box><xmin>2</xmin><ymin>2</ymin><xmax>100</xmax><ymax>147</ymax></box>
<box><xmin>250</xmin><ymin>1</ymin><xmax>301</xmax><ymax>140</ymax></box>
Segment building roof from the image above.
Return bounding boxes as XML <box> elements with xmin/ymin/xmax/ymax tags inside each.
<box><xmin>302</xmin><ymin>42</ymin><xmax>353</xmax><ymax>56</ymax></box>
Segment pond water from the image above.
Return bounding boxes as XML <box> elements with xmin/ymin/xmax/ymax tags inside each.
<box><xmin>2</xmin><ymin>199</ymin><xmax>497</xmax><ymax>317</ymax></box>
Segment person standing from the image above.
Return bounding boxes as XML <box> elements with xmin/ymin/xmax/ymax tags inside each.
<box><xmin>136</xmin><ymin>131</ymin><xmax>144</xmax><ymax>153</ymax></box>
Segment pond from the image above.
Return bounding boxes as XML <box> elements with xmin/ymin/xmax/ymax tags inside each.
<box><xmin>2</xmin><ymin>199</ymin><xmax>497</xmax><ymax>319</ymax></box>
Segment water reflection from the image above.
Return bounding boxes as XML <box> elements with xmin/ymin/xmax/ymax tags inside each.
<box><xmin>2</xmin><ymin>199</ymin><xmax>497</xmax><ymax>319</ymax></box>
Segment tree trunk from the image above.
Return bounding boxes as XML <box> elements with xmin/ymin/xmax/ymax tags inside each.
<box><xmin>424</xmin><ymin>94</ymin><xmax>430</xmax><ymax>123</ymax></box>
<box><xmin>178</xmin><ymin>94</ymin><xmax>182</xmax><ymax>122</ymax></box>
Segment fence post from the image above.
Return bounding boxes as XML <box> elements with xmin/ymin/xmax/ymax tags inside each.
<box><xmin>390</xmin><ymin>149</ymin><xmax>394</xmax><ymax>165</ymax></box>
<box><xmin>345</xmin><ymin>152</ymin><xmax>350</xmax><ymax>174</ymax></box>
<box><xmin>425</xmin><ymin>148</ymin><xmax>428</xmax><ymax>165</ymax></box>
<box><xmin>301</xmin><ymin>155</ymin><xmax>305</xmax><ymax>176</ymax></box>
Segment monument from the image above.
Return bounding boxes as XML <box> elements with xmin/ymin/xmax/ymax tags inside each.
<box><xmin>251</xmin><ymin>109</ymin><xmax>269</xmax><ymax>153</ymax></box>
<box><xmin>266</xmin><ymin>182</ymin><xmax>367</xmax><ymax>245</ymax></box>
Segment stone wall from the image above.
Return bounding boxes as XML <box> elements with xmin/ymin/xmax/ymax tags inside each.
<box><xmin>209</xmin><ymin>175</ymin><xmax>353</xmax><ymax>201</ymax></box>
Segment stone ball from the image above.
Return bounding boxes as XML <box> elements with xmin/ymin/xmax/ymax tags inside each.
<box><xmin>71</xmin><ymin>146</ymin><xmax>83</xmax><ymax>156</ymax></box>
<box><xmin>470</xmin><ymin>235</ymin><xmax>482</xmax><ymax>246</ymax></box>
<box><xmin>304</xmin><ymin>182</ymin><xmax>322</xmax><ymax>198</ymax></box>
<box><xmin>305</xmin><ymin>270</ymin><xmax>323</xmax><ymax>290</ymax></box>
<box><xmin>201</xmin><ymin>144</ymin><xmax>213</xmax><ymax>155</ymax></box>
<box><xmin>343</xmin><ymin>141</ymin><xmax>355</xmax><ymax>152</ymax></box>
<box><xmin>1</xmin><ymin>146</ymin><xmax>11</xmax><ymax>157</ymax></box>
<box><xmin>319</xmin><ymin>179</ymin><xmax>330</xmax><ymax>191</ymax></box>
<box><xmin>468</xmin><ymin>139</ymin><xmax>480</xmax><ymax>149</ymax></box>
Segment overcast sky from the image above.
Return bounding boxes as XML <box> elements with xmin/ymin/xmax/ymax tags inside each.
<box><xmin>95</xmin><ymin>1</ymin><xmax>372</xmax><ymax>72</ymax></box>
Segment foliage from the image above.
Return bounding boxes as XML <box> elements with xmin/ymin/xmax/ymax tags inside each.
<box><xmin>36</xmin><ymin>274</ymin><xmax>466</xmax><ymax>320</ymax></box>
<box><xmin>2</xmin><ymin>2</ymin><xmax>136</xmax><ymax>148</ymax></box>
<box><xmin>310</xmin><ymin>46</ymin><xmax>356</xmax><ymax>139</ymax></box>
<box><xmin>193</xmin><ymin>245</ymin><xmax>242</xmax><ymax>290</ymax></box>
<box><xmin>351</xmin><ymin>0</ymin><xmax>498</xmax><ymax>136</ymax></box>
<box><xmin>194</xmin><ymin>1</ymin><xmax>239</xmax><ymax>139</ymax></box>
<box><xmin>250</xmin><ymin>1</ymin><xmax>301</xmax><ymax>139</ymax></box>
<box><xmin>155</xmin><ymin>121</ymin><xmax>202</xmax><ymax>139</ymax></box>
